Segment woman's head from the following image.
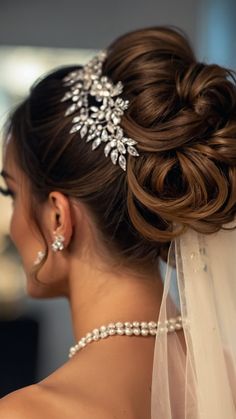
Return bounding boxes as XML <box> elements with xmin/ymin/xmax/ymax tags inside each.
<box><xmin>2</xmin><ymin>25</ymin><xmax>236</xmax><ymax>298</ymax></box>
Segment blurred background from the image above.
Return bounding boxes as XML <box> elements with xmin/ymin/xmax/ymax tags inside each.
<box><xmin>0</xmin><ymin>0</ymin><xmax>235</xmax><ymax>397</ymax></box>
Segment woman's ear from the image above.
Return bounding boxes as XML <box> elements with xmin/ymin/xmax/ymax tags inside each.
<box><xmin>47</xmin><ymin>191</ymin><xmax>74</xmax><ymax>248</ymax></box>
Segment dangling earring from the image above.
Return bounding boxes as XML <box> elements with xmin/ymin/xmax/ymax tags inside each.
<box><xmin>51</xmin><ymin>234</ymin><xmax>65</xmax><ymax>252</ymax></box>
<box><xmin>33</xmin><ymin>250</ymin><xmax>46</xmax><ymax>266</ymax></box>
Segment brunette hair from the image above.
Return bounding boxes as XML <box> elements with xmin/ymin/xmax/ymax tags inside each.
<box><xmin>3</xmin><ymin>25</ymin><xmax>236</xmax><ymax>277</ymax></box>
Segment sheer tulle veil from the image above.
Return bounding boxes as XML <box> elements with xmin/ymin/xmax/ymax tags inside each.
<box><xmin>151</xmin><ymin>219</ymin><xmax>236</xmax><ymax>418</ymax></box>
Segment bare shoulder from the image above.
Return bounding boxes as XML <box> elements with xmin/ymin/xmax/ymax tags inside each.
<box><xmin>0</xmin><ymin>381</ymin><xmax>114</xmax><ymax>419</ymax></box>
<box><xmin>0</xmin><ymin>384</ymin><xmax>44</xmax><ymax>419</ymax></box>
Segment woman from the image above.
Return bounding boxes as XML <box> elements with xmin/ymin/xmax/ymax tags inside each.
<box><xmin>0</xmin><ymin>25</ymin><xmax>235</xmax><ymax>418</ymax></box>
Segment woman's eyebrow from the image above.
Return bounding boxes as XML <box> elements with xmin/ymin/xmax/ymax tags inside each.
<box><xmin>0</xmin><ymin>169</ymin><xmax>15</xmax><ymax>181</ymax></box>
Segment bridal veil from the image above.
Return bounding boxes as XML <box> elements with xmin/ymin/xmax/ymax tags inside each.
<box><xmin>151</xmin><ymin>219</ymin><xmax>236</xmax><ymax>418</ymax></box>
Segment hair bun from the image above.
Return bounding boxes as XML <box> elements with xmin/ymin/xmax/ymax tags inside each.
<box><xmin>104</xmin><ymin>27</ymin><xmax>236</xmax><ymax>247</ymax></box>
<box><xmin>176</xmin><ymin>62</ymin><xmax>236</xmax><ymax>129</ymax></box>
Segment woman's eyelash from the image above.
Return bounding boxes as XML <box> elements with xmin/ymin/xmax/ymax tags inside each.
<box><xmin>0</xmin><ymin>186</ymin><xmax>15</xmax><ymax>198</ymax></box>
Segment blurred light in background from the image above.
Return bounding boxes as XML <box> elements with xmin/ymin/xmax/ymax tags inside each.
<box><xmin>197</xmin><ymin>0</ymin><xmax>236</xmax><ymax>68</ymax></box>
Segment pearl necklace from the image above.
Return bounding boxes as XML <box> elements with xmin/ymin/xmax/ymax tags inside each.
<box><xmin>69</xmin><ymin>316</ymin><xmax>183</xmax><ymax>358</ymax></box>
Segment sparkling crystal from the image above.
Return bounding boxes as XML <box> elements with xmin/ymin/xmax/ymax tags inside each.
<box><xmin>110</xmin><ymin>149</ymin><xmax>118</xmax><ymax>165</ymax></box>
<box><xmin>91</xmin><ymin>138</ymin><xmax>101</xmax><ymax>150</ymax></box>
<box><xmin>61</xmin><ymin>91</ymin><xmax>72</xmax><ymax>102</ymax></box>
<box><xmin>110</xmin><ymin>139</ymin><xmax>117</xmax><ymax>147</ymax></box>
<box><xmin>91</xmin><ymin>106</ymin><xmax>99</xmax><ymax>112</ymax></box>
<box><xmin>124</xmin><ymin>138</ymin><xmax>138</xmax><ymax>146</ymax></box>
<box><xmin>86</xmin><ymin>133</ymin><xmax>96</xmax><ymax>142</ymax></box>
<box><xmin>98</xmin><ymin>111</ymin><xmax>105</xmax><ymax>120</ymax></box>
<box><xmin>117</xmin><ymin>140</ymin><xmax>126</xmax><ymax>154</ymax></box>
<box><xmin>118</xmin><ymin>155</ymin><xmax>126</xmax><ymax>171</ymax></box>
<box><xmin>128</xmin><ymin>145</ymin><xmax>139</xmax><ymax>156</ymax></box>
<box><xmin>70</xmin><ymin>124</ymin><xmax>81</xmax><ymax>134</ymax></box>
<box><xmin>101</xmin><ymin>129</ymin><xmax>109</xmax><ymax>141</ymax></box>
<box><xmin>104</xmin><ymin>142</ymin><xmax>112</xmax><ymax>157</ymax></box>
<box><xmin>80</xmin><ymin>125</ymin><xmax>88</xmax><ymax>138</ymax></box>
<box><xmin>107</xmin><ymin>122</ymin><xmax>114</xmax><ymax>133</ymax></box>
<box><xmin>72</xmin><ymin>116</ymin><xmax>81</xmax><ymax>123</ymax></box>
<box><xmin>111</xmin><ymin>114</ymin><xmax>121</xmax><ymax>125</ymax></box>
<box><xmin>65</xmin><ymin>103</ymin><xmax>77</xmax><ymax>116</ymax></box>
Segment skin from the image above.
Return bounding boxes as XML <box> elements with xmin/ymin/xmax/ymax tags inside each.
<box><xmin>0</xmin><ymin>140</ymin><xmax>185</xmax><ymax>418</ymax></box>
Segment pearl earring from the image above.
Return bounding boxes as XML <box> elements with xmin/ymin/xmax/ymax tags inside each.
<box><xmin>51</xmin><ymin>234</ymin><xmax>65</xmax><ymax>252</ymax></box>
<box><xmin>33</xmin><ymin>250</ymin><xmax>46</xmax><ymax>265</ymax></box>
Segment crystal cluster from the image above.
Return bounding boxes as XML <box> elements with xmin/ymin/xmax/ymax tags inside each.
<box><xmin>61</xmin><ymin>50</ymin><xmax>139</xmax><ymax>171</ymax></box>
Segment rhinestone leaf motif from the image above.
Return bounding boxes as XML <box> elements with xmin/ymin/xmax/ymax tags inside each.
<box><xmin>61</xmin><ymin>50</ymin><xmax>139</xmax><ymax>171</ymax></box>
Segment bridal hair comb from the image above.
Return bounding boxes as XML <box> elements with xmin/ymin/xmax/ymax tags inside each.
<box><xmin>61</xmin><ymin>50</ymin><xmax>139</xmax><ymax>171</ymax></box>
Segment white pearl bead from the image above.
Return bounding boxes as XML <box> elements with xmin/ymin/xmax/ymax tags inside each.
<box><xmin>168</xmin><ymin>324</ymin><xmax>176</xmax><ymax>332</ymax></box>
<box><xmin>133</xmin><ymin>328</ymin><xmax>141</xmax><ymax>335</ymax></box>
<box><xmin>93</xmin><ymin>334</ymin><xmax>99</xmax><ymax>341</ymax></box>
<box><xmin>141</xmin><ymin>329</ymin><xmax>149</xmax><ymax>336</ymax></box>
<box><xmin>148</xmin><ymin>321</ymin><xmax>157</xmax><ymax>328</ymax></box>
<box><xmin>108</xmin><ymin>323</ymin><xmax>116</xmax><ymax>329</ymax></box>
<box><xmin>100</xmin><ymin>325</ymin><xmax>107</xmax><ymax>332</ymax></box>
<box><xmin>124</xmin><ymin>322</ymin><xmax>132</xmax><ymax>328</ymax></box>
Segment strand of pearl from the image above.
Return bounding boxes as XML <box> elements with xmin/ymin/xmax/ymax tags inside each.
<box><xmin>69</xmin><ymin>316</ymin><xmax>183</xmax><ymax>358</ymax></box>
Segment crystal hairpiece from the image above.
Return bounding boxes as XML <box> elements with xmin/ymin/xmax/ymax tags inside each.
<box><xmin>61</xmin><ymin>50</ymin><xmax>139</xmax><ymax>171</ymax></box>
